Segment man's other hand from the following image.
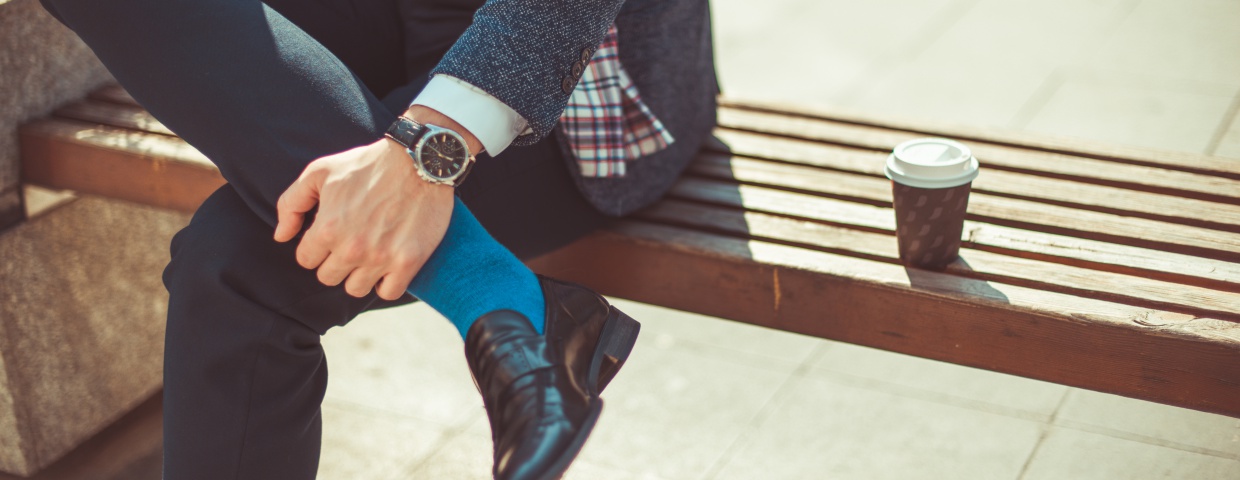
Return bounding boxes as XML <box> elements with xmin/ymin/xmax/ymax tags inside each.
<box><xmin>273</xmin><ymin>135</ymin><xmax>453</xmax><ymax>300</ymax></box>
<box><xmin>274</xmin><ymin>106</ymin><xmax>481</xmax><ymax>300</ymax></box>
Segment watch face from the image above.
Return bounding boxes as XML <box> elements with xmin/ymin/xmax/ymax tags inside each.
<box><xmin>417</xmin><ymin>132</ymin><xmax>469</xmax><ymax>180</ymax></box>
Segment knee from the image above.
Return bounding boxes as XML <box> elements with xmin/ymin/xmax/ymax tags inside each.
<box><xmin>162</xmin><ymin>185</ymin><xmax>377</xmax><ymax>338</ymax></box>
<box><xmin>162</xmin><ymin>187</ymin><xmax>280</xmax><ymax>302</ymax></box>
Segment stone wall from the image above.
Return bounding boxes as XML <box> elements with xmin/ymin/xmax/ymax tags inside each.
<box><xmin>0</xmin><ymin>1</ymin><xmax>176</xmax><ymax>475</ymax></box>
<box><xmin>0</xmin><ymin>0</ymin><xmax>112</xmax><ymax>231</ymax></box>
<box><xmin>0</xmin><ymin>197</ymin><xmax>187</xmax><ymax>475</ymax></box>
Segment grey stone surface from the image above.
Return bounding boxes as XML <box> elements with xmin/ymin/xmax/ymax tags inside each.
<box><xmin>0</xmin><ymin>0</ymin><xmax>112</xmax><ymax>230</ymax></box>
<box><xmin>0</xmin><ymin>196</ymin><xmax>188</xmax><ymax>475</ymax></box>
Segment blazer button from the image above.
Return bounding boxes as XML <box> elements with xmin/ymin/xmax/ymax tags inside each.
<box><xmin>581</xmin><ymin>48</ymin><xmax>593</xmax><ymax>63</ymax></box>
<box><xmin>562</xmin><ymin>76</ymin><xmax>576</xmax><ymax>94</ymax></box>
<box><xmin>571</xmin><ymin>61</ymin><xmax>584</xmax><ymax>78</ymax></box>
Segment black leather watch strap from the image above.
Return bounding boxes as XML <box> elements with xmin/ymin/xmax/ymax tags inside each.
<box><xmin>384</xmin><ymin>116</ymin><xmax>425</xmax><ymax>149</ymax></box>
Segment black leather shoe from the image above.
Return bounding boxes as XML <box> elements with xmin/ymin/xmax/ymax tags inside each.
<box><xmin>466</xmin><ymin>310</ymin><xmax>601</xmax><ymax>480</ymax></box>
<box><xmin>539</xmin><ymin>276</ymin><xmax>641</xmax><ymax>398</ymax></box>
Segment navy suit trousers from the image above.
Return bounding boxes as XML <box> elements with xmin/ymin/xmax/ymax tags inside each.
<box><xmin>39</xmin><ymin>0</ymin><xmax>608</xmax><ymax>477</ymax></box>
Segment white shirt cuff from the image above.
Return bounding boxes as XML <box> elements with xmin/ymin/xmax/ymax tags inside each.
<box><xmin>411</xmin><ymin>75</ymin><xmax>528</xmax><ymax>156</ymax></box>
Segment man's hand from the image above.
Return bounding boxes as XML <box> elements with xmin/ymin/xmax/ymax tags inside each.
<box><xmin>274</xmin><ymin>106</ymin><xmax>481</xmax><ymax>300</ymax></box>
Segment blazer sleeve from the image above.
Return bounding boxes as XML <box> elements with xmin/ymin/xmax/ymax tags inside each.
<box><xmin>430</xmin><ymin>0</ymin><xmax>626</xmax><ymax>146</ymax></box>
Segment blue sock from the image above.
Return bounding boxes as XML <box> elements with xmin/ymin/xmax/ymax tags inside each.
<box><xmin>405</xmin><ymin>197</ymin><xmax>546</xmax><ymax>338</ymax></box>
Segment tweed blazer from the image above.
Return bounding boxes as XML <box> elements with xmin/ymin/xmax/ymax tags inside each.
<box><xmin>432</xmin><ymin>0</ymin><xmax>719</xmax><ymax>216</ymax></box>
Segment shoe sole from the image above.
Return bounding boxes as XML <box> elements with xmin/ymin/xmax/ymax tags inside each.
<box><xmin>589</xmin><ymin>307</ymin><xmax>641</xmax><ymax>397</ymax></box>
<box><xmin>532</xmin><ymin>398</ymin><xmax>604</xmax><ymax>480</ymax></box>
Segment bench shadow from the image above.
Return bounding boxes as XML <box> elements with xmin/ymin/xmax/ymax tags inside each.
<box><xmin>904</xmin><ymin>257</ymin><xmax>1011</xmax><ymax>306</ymax></box>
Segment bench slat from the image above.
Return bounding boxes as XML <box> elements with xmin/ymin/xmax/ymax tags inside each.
<box><xmin>529</xmin><ymin>222</ymin><xmax>1240</xmax><ymax>418</ymax></box>
<box><xmin>668</xmin><ymin>178</ymin><xmax>1240</xmax><ymax>292</ymax></box>
<box><xmin>720</xmin><ymin>99</ymin><xmax>1240</xmax><ymax>180</ymax></box>
<box><xmin>718</xmin><ymin>108</ymin><xmax>1240</xmax><ymax>204</ymax></box>
<box><xmin>88</xmin><ymin>84</ymin><xmax>139</xmax><ymax>107</ymax></box>
<box><xmin>55</xmin><ymin>101</ymin><xmax>176</xmax><ymax>137</ymax></box>
<box><xmin>671</xmin><ymin>176</ymin><xmax>1240</xmax><ymax>264</ymax></box>
<box><xmin>713</xmin><ymin>129</ymin><xmax>1240</xmax><ymax>233</ymax></box>
<box><xmin>19</xmin><ymin>120</ymin><xmax>221</xmax><ymax>212</ymax></box>
<box><xmin>636</xmin><ymin>200</ymin><xmax>1240</xmax><ymax>321</ymax></box>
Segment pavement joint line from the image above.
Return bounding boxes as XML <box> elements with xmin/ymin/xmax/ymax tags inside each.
<box><xmin>1050</xmin><ymin>418</ymin><xmax>1240</xmax><ymax>462</ymax></box>
<box><xmin>321</xmin><ymin>395</ymin><xmax>469</xmax><ymax>430</ymax></box>
<box><xmin>830</xmin><ymin>0</ymin><xmax>982</xmax><ymax>106</ymax></box>
<box><xmin>1015</xmin><ymin>388</ymin><xmax>1071</xmax><ymax>480</ymax></box>
<box><xmin>699</xmin><ymin>343</ymin><xmax>831</xmax><ymax>480</ymax></box>
<box><xmin>805</xmin><ymin>367</ymin><xmax>1058</xmax><ymax>424</ymax></box>
<box><xmin>1204</xmin><ymin>88</ymin><xmax>1240</xmax><ymax>156</ymax></box>
<box><xmin>1007</xmin><ymin>68</ymin><xmax>1065</xmax><ymax>131</ymax></box>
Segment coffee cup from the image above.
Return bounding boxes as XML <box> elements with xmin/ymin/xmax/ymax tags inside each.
<box><xmin>884</xmin><ymin>138</ymin><xmax>980</xmax><ymax>270</ymax></box>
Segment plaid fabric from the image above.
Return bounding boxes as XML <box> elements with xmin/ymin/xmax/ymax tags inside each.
<box><xmin>559</xmin><ymin>24</ymin><xmax>675</xmax><ymax>178</ymax></box>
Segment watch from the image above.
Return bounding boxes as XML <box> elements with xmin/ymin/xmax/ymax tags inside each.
<box><xmin>384</xmin><ymin>116</ymin><xmax>476</xmax><ymax>187</ymax></box>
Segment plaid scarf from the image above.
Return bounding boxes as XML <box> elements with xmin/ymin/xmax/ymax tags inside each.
<box><xmin>559</xmin><ymin>24</ymin><xmax>675</xmax><ymax>178</ymax></box>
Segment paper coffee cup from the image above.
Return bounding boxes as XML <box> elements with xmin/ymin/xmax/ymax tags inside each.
<box><xmin>885</xmin><ymin>138</ymin><xmax>980</xmax><ymax>269</ymax></box>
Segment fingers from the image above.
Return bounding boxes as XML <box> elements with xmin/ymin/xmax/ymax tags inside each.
<box><xmin>314</xmin><ymin>251</ymin><xmax>354</xmax><ymax>288</ymax></box>
<box><xmin>375</xmin><ymin>260</ymin><xmax>419</xmax><ymax>301</ymax></box>
<box><xmin>344</xmin><ymin>267</ymin><xmax>387</xmax><ymax>298</ymax></box>
<box><xmin>295</xmin><ymin>221</ymin><xmax>332</xmax><ymax>270</ymax></box>
<box><xmin>274</xmin><ymin>172</ymin><xmax>322</xmax><ymax>243</ymax></box>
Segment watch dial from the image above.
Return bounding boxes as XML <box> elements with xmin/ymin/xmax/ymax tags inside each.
<box><xmin>420</xmin><ymin>133</ymin><xmax>467</xmax><ymax>180</ymax></box>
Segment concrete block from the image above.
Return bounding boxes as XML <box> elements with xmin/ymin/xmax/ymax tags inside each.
<box><xmin>0</xmin><ymin>0</ymin><xmax>112</xmax><ymax>230</ymax></box>
<box><xmin>0</xmin><ymin>196</ymin><xmax>188</xmax><ymax>475</ymax></box>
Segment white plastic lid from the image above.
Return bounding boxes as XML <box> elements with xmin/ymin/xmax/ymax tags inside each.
<box><xmin>884</xmin><ymin>138</ymin><xmax>980</xmax><ymax>189</ymax></box>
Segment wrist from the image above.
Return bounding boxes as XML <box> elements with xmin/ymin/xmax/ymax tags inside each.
<box><xmin>403</xmin><ymin>105</ymin><xmax>484</xmax><ymax>154</ymax></box>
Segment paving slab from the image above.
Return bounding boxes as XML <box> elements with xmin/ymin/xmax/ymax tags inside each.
<box><xmin>1022</xmin><ymin>69</ymin><xmax>1237</xmax><ymax>152</ymax></box>
<box><xmin>316</xmin><ymin>400</ymin><xmax>450</xmax><ymax>480</ymax></box>
<box><xmin>1055</xmin><ymin>389</ymin><xmax>1240</xmax><ymax>459</ymax></box>
<box><xmin>1086</xmin><ymin>0</ymin><xmax>1240</xmax><ymax>87</ymax></box>
<box><xmin>811</xmin><ymin>342</ymin><xmax>1068</xmax><ymax>421</ymax></box>
<box><xmin>320</xmin><ymin>302</ymin><xmax>481</xmax><ymax>428</ymax></box>
<box><xmin>712</xmin><ymin>374</ymin><xmax>1042</xmax><ymax>480</ymax></box>
<box><xmin>709</xmin><ymin>0</ymin><xmax>959</xmax><ymax>106</ymax></box>
<box><xmin>1021</xmin><ymin>427</ymin><xmax>1240</xmax><ymax>480</ymax></box>
<box><xmin>570</xmin><ymin>319</ymin><xmax>799</xmax><ymax>480</ymax></box>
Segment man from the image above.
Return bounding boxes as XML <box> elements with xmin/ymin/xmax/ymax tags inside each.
<box><xmin>39</xmin><ymin>0</ymin><xmax>716</xmax><ymax>478</ymax></box>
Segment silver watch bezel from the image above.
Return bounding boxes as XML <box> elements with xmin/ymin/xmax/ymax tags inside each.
<box><xmin>409</xmin><ymin>124</ymin><xmax>475</xmax><ymax>187</ymax></box>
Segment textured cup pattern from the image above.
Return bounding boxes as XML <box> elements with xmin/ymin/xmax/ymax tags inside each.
<box><xmin>891</xmin><ymin>182</ymin><xmax>973</xmax><ymax>270</ymax></box>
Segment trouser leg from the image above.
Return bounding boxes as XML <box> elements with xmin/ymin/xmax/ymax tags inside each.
<box><xmin>39</xmin><ymin>0</ymin><xmax>395</xmax><ymax>226</ymax></box>
<box><xmin>41</xmin><ymin>1</ymin><xmax>610</xmax><ymax>477</ymax></box>
<box><xmin>159</xmin><ymin>143</ymin><xmax>607</xmax><ymax>479</ymax></box>
<box><xmin>161</xmin><ymin>184</ymin><xmax>389</xmax><ymax>479</ymax></box>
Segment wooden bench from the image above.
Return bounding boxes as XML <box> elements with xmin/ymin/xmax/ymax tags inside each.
<box><xmin>21</xmin><ymin>84</ymin><xmax>1240</xmax><ymax>419</ymax></box>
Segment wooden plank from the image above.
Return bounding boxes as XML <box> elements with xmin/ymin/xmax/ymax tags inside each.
<box><xmin>717</xmin><ymin>108</ymin><xmax>1240</xmax><ymax>204</ymax></box>
<box><xmin>713</xmin><ymin>129</ymin><xmax>1240</xmax><ymax>233</ymax></box>
<box><xmin>19</xmin><ymin>120</ymin><xmax>220</xmax><ymax>213</ymax></box>
<box><xmin>679</xmin><ymin>163</ymin><xmax>1240</xmax><ymax>262</ymax></box>
<box><xmin>669</xmin><ymin>177</ymin><xmax>1240</xmax><ymax>288</ymax></box>
<box><xmin>719</xmin><ymin>100</ymin><xmax>1240</xmax><ymax>180</ymax></box>
<box><xmin>529</xmin><ymin>223</ymin><xmax>1240</xmax><ymax>418</ymax></box>
<box><xmin>635</xmin><ymin>200</ymin><xmax>1240</xmax><ymax>321</ymax></box>
<box><xmin>55</xmin><ymin>101</ymin><xmax>175</xmax><ymax>137</ymax></box>
<box><xmin>88</xmin><ymin>84</ymin><xmax>139</xmax><ymax>107</ymax></box>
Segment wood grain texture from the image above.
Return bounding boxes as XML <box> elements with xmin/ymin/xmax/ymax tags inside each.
<box><xmin>635</xmin><ymin>200</ymin><xmax>1240</xmax><ymax>321</ymax></box>
<box><xmin>88</xmin><ymin>84</ymin><xmax>139</xmax><ymax>107</ymax></box>
<box><xmin>529</xmin><ymin>223</ymin><xmax>1240</xmax><ymax>418</ymax></box>
<box><xmin>712</xmin><ymin>129</ymin><xmax>1240</xmax><ymax>233</ymax></box>
<box><xmin>667</xmin><ymin>171</ymin><xmax>1240</xmax><ymax>291</ymax></box>
<box><xmin>671</xmin><ymin>175</ymin><xmax>1240</xmax><ymax>264</ymax></box>
<box><xmin>55</xmin><ymin>101</ymin><xmax>174</xmax><ymax>137</ymax></box>
<box><xmin>717</xmin><ymin>108</ymin><xmax>1240</xmax><ymax>204</ymax></box>
<box><xmin>19</xmin><ymin>120</ymin><xmax>220</xmax><ymax>213</ymax></box>
<box><xmin>718</xmin><ymin>100</ymin><xmax>1240</xmax><ymax>180</ymax></box>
